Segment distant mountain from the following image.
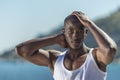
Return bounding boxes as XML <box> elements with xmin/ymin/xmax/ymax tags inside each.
<box><xmin>0</xmin><ymin>8</ymin><xmax>120</xmax><ymax>63</ymax></box>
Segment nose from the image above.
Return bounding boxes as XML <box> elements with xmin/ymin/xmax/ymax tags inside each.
<box><xmin>73</xmin><ymin>31</ymin><xmax>79</xmax><ymax>39</ymax></box>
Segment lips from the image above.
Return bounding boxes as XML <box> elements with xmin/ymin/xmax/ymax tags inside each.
<box><xmin>72</xmin><ymin>40</ymin><xmax>81</xmax><ymax>44</ymax></box>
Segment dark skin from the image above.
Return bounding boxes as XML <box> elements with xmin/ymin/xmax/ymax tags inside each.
<box><xmin>15</xmin><ymin>11</ymin><xmax>117</xmax><ymax>74</ymax></box>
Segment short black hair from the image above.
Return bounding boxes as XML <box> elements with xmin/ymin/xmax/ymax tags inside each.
<box><xmin>64</xmin><ymin>15</ymin><xmax>84</xmax><ymax>28</ymax></box>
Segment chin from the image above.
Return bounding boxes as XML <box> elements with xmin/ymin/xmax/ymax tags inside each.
<box><xmin>70</xmin><ymin>45</ymin><xmax>81</xmax><ymax>49</ymax></box>
<box><xmin>69</xmin><ymin>42</ymin><xmax>83</xmax><ymax>49</ymax></box>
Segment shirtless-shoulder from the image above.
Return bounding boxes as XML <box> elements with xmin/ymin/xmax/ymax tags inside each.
<box><xmin>47</xmin><ymin>49</ymin><xmax>62</xmax><ymax>73</ymax></box>
<box><xmin>92</xmin><ymin>48</ymin><xmax>107</xmax><ymax>72</ymax></box>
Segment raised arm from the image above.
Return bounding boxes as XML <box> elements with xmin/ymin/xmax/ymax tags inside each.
<box><xmin>72</xmin><ymin>11</ymin><xmax>117</xmax><ymax>66</ymax></box>
<box><xmin>15</xmin><ymin>33</ymin><xmax>67</xmax><ymax>68</ymax></box>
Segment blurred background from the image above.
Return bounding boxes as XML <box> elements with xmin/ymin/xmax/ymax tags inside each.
<box><xmin>0</xmin><ymin>0</ymin><xmax>120</xmax><ymax>80</ymax></box>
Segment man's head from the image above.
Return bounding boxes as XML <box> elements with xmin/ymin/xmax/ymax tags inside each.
<box><xmin>63</xmin><ymin>14</ymin><xmax>88</xmax><ymax>49</ymax></box>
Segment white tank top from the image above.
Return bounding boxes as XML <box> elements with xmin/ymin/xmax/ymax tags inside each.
<box><xmin>53</xmin><ymin>48</ymin><xmax>107</xmax><ymax>80</ymax></box>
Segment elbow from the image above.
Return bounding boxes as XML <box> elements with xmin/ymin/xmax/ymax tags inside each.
<box><xmin>105</xmin><ymin>46</ymin><xmax>117</xmax><ymax>58</ymax></box>
<box><xmin>15</xmin><ymin>44</ymin><xmax>30</xmax><ymax>57</ymax></box>
<box><xmin>104</xmin><ymin>41</ymin><xmax>117</xmax><ymax>55</ymax></box>
<box><xmin>108</xmin><ymin>43</ymin><xmax>117</xmax><ymax>54</ymax></box>
<box><xmin>100</xmin><ymin>43</ymin><xmax>117</xmax><ymax>64</ymax></box>
<box><xmin>105</xmin><ymin>45</ymin><xmax>117</xmax><ymax>63</ymax></box>
<box><xmin>103</xmin><ymin>47</ymin><xmax>117</xmax><ymax>64</ymax></box>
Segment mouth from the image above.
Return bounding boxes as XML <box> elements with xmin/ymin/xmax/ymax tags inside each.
<box><xmin>72</xmin><ymin>40</ymin><xmax>81</xmax><ymax>44</ymax></box>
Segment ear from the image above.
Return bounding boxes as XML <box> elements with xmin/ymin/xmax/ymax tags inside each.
<box><xmin>62</xmin><ymin>28</ymin><xmax>65</xmax><ymax>33</ymax></box>
<box><xmin>84</xmin><ymin>28</ymin><xmax>88</xmax><ymax>37</ymax></box>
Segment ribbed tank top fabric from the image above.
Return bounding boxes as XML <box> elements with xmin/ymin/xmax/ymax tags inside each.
<box><xmin>53</xmin><ymin>48</ymin><xmax>107</xmax><ymax>80</ymax></box>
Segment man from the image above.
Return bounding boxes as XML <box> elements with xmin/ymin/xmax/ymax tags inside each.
<box><xmin>15</xmin><ymin>11</ymin><xmax>117</xmax><ymax>80</ymax></box>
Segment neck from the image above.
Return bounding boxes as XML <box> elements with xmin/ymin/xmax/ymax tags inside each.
<box><xmin>67</xmin><ymin>44</ymin><xmax>89</xmax><ymax>60</ymax></box>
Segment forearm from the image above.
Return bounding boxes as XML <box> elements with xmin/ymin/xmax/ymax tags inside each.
<box><xmin>87</xmin><ymin>21</ymin><xmax>117</xmax><ymax>51</ymax></box>
<box><xmin>16</xmin><ymin>34</ymin><xmax>59</xmax><ymax>56</ymax></box>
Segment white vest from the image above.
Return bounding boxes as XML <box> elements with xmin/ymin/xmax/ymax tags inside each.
<box><xmin>53</xmin><ymin>48</ymin><xmax>107</xmax><ymax>80</ymax></box>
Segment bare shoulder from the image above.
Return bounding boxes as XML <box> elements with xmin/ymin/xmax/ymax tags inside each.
<box><xmin>38</xmin><ymin>49</ymin><xmax>61</xmax><ymax>63</ymax></box>
<box><xmin>92</xmin><ymin>48</ymin><xmax>107</xmax><ymax>72</ymax></box>
<box><xmin>47</xmin><ymin>50</ymin><xmax>61</xmax><ymax>56</ymax></box>
<box><xmin>47</xmin><ymin>49</ymin><xmax>61</xmax><ymax>64</ymax></box>
<box><xmin>46</xmin><ymin>49</ymin><xmax>62</xmax><ymax>72</ymax></box>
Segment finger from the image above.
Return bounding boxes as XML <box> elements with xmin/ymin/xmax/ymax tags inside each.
<box><xmin>71</xmin><ymin>12</ymin><xmax>79</xmax><ymax>17</ymax></box>
<box><xmin>72</xmin><ymin>13</ymin><xmax>81</xmax><ymax>19</ymax></box>
<box><xmin>72</xmin><ymin>11</ymin><xmax>78</xmax><ymax>14</ymax></box>
<box><xmin>78</xmin><ymin>11</ymin><xmax>85</xmax><ymax>15</ymax></box>
<box><xmin>72</xmin><ymin>11</ymin><xmax>79</xmax><ymax>16</ymax></box>
<box><xmin>72</xmin><ymin>11</ymin><xmax>84</xmax><ymax>15</ymax></box>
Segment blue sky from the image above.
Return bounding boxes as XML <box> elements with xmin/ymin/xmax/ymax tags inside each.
<box><xmin>0</xmin><ymin>0</ymin><xmax>120</xmax><ymax>52</ymax></box>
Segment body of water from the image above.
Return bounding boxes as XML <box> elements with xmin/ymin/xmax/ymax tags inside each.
<box><xmin>0</xmin><ymin>61</ymin><xmax>119</xmax><ymax>80</ymax></box>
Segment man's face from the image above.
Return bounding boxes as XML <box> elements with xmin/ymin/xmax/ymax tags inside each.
<box><xmin>64</xmin><ymin>20</ymin><xmax>86</xmax><ymax>49</ymax></box>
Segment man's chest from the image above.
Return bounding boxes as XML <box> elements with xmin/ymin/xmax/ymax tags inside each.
<box><xmin>63</xmin><ymin>54</ymin><xmax>87</xmax><ymax>70</ymax></box>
